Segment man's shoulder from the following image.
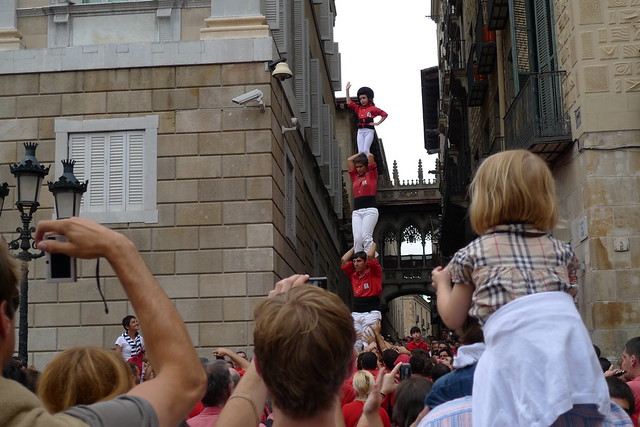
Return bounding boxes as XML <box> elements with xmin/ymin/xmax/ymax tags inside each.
<box><xmin>64</xmin><ymin>395</ymin><xmax>159</xmax><ymax>427</ymax></box>
<box><xmin>0</xmin><ymin>377</ymin><xmax>88</xmax><ymax>427</ymax></box>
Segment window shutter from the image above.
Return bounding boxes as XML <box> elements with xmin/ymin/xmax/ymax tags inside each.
<box><xmin>332</xmin><ymin>139</ymin><xmax>342</xmax><ymax>217</ymax></box>
<box><xmin>329</xmin><ymin>45</ymin><xmax>341</xmax><ymax>91</ymax></box>
<box><xmin>321</xmin><ymin>104</ymin><xmax>333</xmax><ymax>190</ymax></box>
<box><xmin>265</xmin><ymin>0</ymin><xmax>279</xmax><ymax>28</ymax></box>
<box><xmin>88</xmin><ymin>134</ymin><xmax>106</xmax><ymax>210</ymax></box>
<box><xmin>70</xmin><ymin>134</ymin><xmax>87</xmax><ymax>207</ymax></box>
<box><xmin>319</xmin><ymin>1</ymin><xmax>331</xmax><ymax>41</ymax></box>
<box><xmin>127</xmin><ymin>131</ymin><xmax>144</xmax><ymax>209</ymax></box>
<box><xmin>309</xmin><ymin>58</ymin><xmax>323</xmax><ymax>162</ymax></box>
<box><xmin>293</xmin><ymin>0</ymin><xmax>310</xmax><ymax>126</ymax></box>
<box><xmin>108</xmin><ymin>133</ymin><xmax>125</xmax><ymax>210</ymax></box>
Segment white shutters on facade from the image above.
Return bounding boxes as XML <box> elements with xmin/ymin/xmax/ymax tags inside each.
<box><xmin>70</xmin><ymin>131</ymin><xmax>145</xmax><ymax>214</ymax></box>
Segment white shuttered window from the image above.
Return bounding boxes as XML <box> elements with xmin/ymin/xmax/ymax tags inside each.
<box><xmin>55</xmin><ymin>116</ymin><xmax>158</xmax><ymax>224</ymax></box>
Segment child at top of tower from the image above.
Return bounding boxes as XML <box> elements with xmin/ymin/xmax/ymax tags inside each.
<box><xmin>345</xmin><ymin>82</ymin><xmax>388</xmax><ymax>156</ymax></box>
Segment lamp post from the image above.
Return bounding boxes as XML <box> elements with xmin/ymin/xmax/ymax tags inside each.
<box><xmin>6</xmin><ymin>142</ymin><xmax>50</xmax><ymax>366</ymax></box>
<box><xmin>48</xmin><ymin>159</ymin><xmax>88</xmax><ymax>219</ymax></box>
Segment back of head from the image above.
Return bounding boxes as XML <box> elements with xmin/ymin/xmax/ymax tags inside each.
<box><xmin>38</xmin><ymin>346</ymin><xmax>134</xmax><ymax>413</ymax></box>
<box><xmin>360</xmin><ymin>351</ymin><xmax>378</xmax><ymax>370</ymax></box>
<box><xmin>469</xmin><ymin>150</ymin><xmax>557</xmax><ymax>235</ymax></box>
<box><xmin>253</xmin><ymin>286</ymin><xmax>356</xmax><ymax>419</ymax></box>
<box><xmin>393</xmin><ymin>376</ymin><xmax>433</xmax><ymax>427</ymax></box>
<box><xmin>202</xmin><ymin>360</ymin><xmax>232</xmax><ymax>407</ymax></box>
<box><xmin>0</xmin><ymin>239</ymin><xmax>20</xmax><ymax>321</ymax></box>
<box><xmin>382</xmin><ymin>349</ymin><xmax>399</xmax><ymax>370</ymax></box>
<box><xmin>430</xmin><ymin>363</ymin><xmax>451</xmax><ymax>383</ymax></box>
<box><xmin>599</xmin><ymin>357</ymin><xmax>612</xmax><ymax>373</ymax></box>
<box><xmin>606</xmin><ymin>376</ymin><xmax>635</xmax><ymax>414</ymax></box>
<box><xmin>409</xmin><ymin>353</ymin><xmax>431</xmax><ymax>377</ymax></box>
<box><xmin>352</xmin><ymin>370</ymin><xmax>375</xmax><ymax>400</ymax></box>
<box><xmin>456</xmin><ymin>317</ymin><xmax>484</xmax><ymax>345</ymax></box>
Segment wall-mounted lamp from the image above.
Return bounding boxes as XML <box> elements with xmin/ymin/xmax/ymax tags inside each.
<box><xmin>281</xmin><ymin>117</ymin><xmax>299</xmax><ymax>134</ymax></box>
<box><xmin>267</xmin><ymin>58</ymin><xmax>293</xmax><ymax>81</ymax></box>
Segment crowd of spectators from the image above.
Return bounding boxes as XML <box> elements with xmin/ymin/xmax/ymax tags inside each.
<box><xmin>1</xmin><ymin>216</ymin><xmax>638</xmax><ymax>427</ymax></box>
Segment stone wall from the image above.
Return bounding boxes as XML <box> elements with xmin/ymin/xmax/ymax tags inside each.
<box><xmin>0</xmin><ymin>63</ymin><xmax>349</xmax><ymax>367</ymax></box>
<box><xmin>553</xmin><ymin>0</ymin><xmax>640</xmax><ymax>359</ymax></box>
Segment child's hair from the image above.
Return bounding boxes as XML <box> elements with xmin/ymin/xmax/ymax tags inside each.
<box><xmin>468</xmin><ymin>150</ymin><xmax>557</xmax><ymax>235</ymax></box>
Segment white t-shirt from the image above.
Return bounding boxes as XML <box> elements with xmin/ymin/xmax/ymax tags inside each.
<box><xmin>115</xmin><ymin>333</ymin><xmax>144</xmax><ymax>360</ymax></box>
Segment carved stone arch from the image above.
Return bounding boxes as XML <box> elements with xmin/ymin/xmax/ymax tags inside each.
<box><xmin>401</xmin><ymin>222</ymin><xmax>422</xmax><ymax>245</ymax></box>
<box><xmin>381</xmin><ymin>227</ymin><xmax>399</xmax><ymax>269</ymax></box>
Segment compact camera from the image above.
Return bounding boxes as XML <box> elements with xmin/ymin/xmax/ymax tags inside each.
<box><xmin>400</xmin><ymin>362</ymin><xmax>411</xmax><ymax>380</ymax></box>
<box><xmin>307</xmin><ymin>277</ymin><xmax>328</xmax><ymax>289</ymax></box>
<box><xmin>45</xmin><ymin>235</ymin><xmax>77</xmax><ymax>283</ymax></box>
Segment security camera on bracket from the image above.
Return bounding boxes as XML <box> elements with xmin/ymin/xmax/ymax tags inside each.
<box><xmin>232</xmin><ymin>89</ymin><xmax>265</xmax><ymax>112</ymax></box>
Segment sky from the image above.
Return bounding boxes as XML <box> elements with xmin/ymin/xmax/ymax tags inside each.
<box><xmin>333</xmin><ymin>0</ymin><xmax>439</xmax><ymax>184</ymax></box>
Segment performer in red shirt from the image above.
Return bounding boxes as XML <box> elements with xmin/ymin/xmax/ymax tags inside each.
<box><xmin>342</xmin><ymin>244</ymin><xmax>382</xmax><ymax>352</ymax></box>
<box><xmin>348</xmin><ymin>152</ymin><xmax>379</xmax><ymax>254</ymax></box>
<box><xmin>405</xmin><ymin>326</ymin><xmax>430</xmax><ymax>352</ymax></box>
<box><xmin>345</xmin><ymin>82</ymin><xmax>388</xmax><ymax>156</ymax></box>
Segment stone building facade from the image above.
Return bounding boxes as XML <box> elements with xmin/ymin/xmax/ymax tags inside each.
<box><xmin>431</xmin><ymin>0</ymin><xmax>640</xmax><ymax>359</ymax></box>
<box><xmin>0</xmin><ymin>0</ymin><xmax>352</xmax><ymax>367</ymax></box>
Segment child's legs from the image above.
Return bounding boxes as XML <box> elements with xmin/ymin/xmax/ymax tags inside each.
<box><xmin>351</xmin><ymin>209</ymin><xmax>365</xmax><ymax>252</ymax></box>
<box><xmin>360</xmin><ymin>208</ymin><xmax>379</xmax><ymax>253</ymax></box>
<box><xmin>357</xmin><ymin>128</ymin><xmax>374</xmax><ymax>155</ymax></box>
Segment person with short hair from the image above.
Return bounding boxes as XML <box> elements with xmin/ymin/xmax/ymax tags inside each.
<box><xmin>342</xmin><ymin>244</ymin><xmax>382</xmax><ymax>352</ymax></box>
<box><xmin>347</xmin><ymin>151</ymin><xmax>380</xmax><ymax>255</ymax></box>
<box><xmin>0</xmin><ymin>218</ymin><xmax>206</xmax><ymax>426</ymax></box>
<box><xmin>217</xmin><ymin>274</ymin><xmax>357</xmax><ymax>427</ymax></box>
<box><xmin>406</xmin><ymin>326</ymin><xmax>429</xmax><ymax>352</ymax></box>
<box><xmin>187</xmin><ymin>360</ymin><xmax>233</xmax><ymax>427</ymax></box>
<box><xmin>607</xmin><ymin>337</ymin><xmax>640</xmax><ymax>425</ymax></box>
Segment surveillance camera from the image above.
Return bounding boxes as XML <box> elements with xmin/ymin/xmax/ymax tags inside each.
<box><xmin>232</xmin><ymin>89</ymin><xmax>264</xmax><ymax>106</ymax></box>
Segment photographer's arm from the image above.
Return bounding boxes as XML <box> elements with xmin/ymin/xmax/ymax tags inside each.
<box><xmin>35</xmin><ymin>218</ymin><xmax>206</xmax><ymax>427</ymax></box>
<box><xmin>213</xmin><ymin>348</ymin><xmax>250</xmax><ymax>371</ymax></box>
<box><xmin>342</xmin><ymin>248</ymin><xmax>355</xmax><ymax>267</ymax></box>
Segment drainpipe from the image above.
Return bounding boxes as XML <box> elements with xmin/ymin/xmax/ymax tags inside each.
<box><xmin>496</xmin><ymin>29</ymin><xmax>506</xmax><ymax>151</ymax></box>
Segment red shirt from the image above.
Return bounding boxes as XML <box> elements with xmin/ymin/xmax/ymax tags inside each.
<box><xmin>406</xmin><ymin>339</ymin><xmax>429</xmax><ymax>352</ymax></box>
<box><xmin>347</xmin><ymin>101</ymin><xmax>388</xmax><ymax>128</ymax></box>
<box><xmin>341</xmin><ymin>259</ymin><xmax>383</xmax><ymax>298</ymax></box>
<box><xmin>627</xmin><ymin>376</ymin><xmax>640</xmax><ymax>427</ymax></box>
<box><xmin>349</xmin><ymin>163</ymin><xmax>378</xmax><ymax>199</ymax></box>
<box><xmin>342</xmin><ymin>400</ymin><xmax>391</xmax><ymax>427</ymax></box>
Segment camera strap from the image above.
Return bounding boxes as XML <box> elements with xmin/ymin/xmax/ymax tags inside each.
<box><xmin>96</xmin><ymin>258</ymin><xmax>109</xmax><ymax>314</ymax></box>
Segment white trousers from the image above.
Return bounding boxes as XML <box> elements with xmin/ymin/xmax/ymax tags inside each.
<box><xmin>352</xmin><ymin>207</ymin><xmax>379</xmax><ymax>253</ymax></box>
<box><xmin>357</xmin><ymin>128</ymin><xmax>375</xmax><ymax>155</ymax></box>
<box><xmin>352</xmin><ymin>310</ymin><xmax>381</xmax><ymax>352</ymax></box>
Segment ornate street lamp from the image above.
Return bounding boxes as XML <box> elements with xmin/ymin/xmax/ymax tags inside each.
<box><xmin>7</xmin><ymin>142</ymin><xmax>50</xmax><ymax>366</ymax></box>
<box><xmin>0</xmin><ymin>182</ymin><xmax>8</xmax><ymax>214</ymax></box>
<box><xmin>48</xmin><ymin>159</ymin><xmax>88</xmax><ymax>219</ymax></box>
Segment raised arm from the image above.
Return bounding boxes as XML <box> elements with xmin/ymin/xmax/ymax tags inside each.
<box><xmin>213</xmin><ymin>348</ymin><xmax>250</xmax><ymax>371</ymax></box>
<box><xmin>346</xmin><ymin>81</ymin><xmax>352</xmax><ymax>104</ymax></box>
<box><xmin>342</xmin><ymin>247</ymin><xmax>355</xmax><ymax>266</ymax></box>
<box><xmin>366</xmin><ymin>243</ymin><xmax>377</xmax><ymax>262</ymax></box>
<box><xmin>432</xmin><ymin>266</ymin><xmax>473</xmax><ymax>330</ymax></box>
<box><xmin>347</xmin><ymin>153</ymin><xmax>361</xmax><ymax>171</ymax></box>
<box><xmin>35</xmin><ymin>218</ymin><xmax>206</xmax><ymax>427</ymax></box>
<box><xmin>368</xmin><ymin>153</ymin><xmax>375</xmax><ymax>165</ymax></box>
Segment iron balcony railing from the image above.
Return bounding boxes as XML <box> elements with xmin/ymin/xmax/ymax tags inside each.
<box><xmin>504</xmin><ymin>71</ymin><xmax>571</xmax><ymax>151</ymax></box>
